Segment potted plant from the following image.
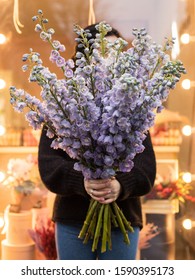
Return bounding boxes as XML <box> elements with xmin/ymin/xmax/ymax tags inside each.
<box><xmin>2</xmin><ymin>154</ymin><xmax>47</xmax><ymax>213</ymax></box>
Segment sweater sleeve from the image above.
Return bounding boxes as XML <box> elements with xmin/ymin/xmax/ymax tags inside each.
<box><xmin>38</xmin><ymin>127</ymin><xmax>88</xmax><ymax>198</ymax></box>
<box><xmin>116</xmin><ymin>132</ymin><xmax>156</xmax><ymax>200</ymax></box>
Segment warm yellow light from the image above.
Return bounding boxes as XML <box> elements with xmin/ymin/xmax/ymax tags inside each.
<box><xmin>180</xmin><ymin>33</ymin><xmax>190</xmax><ymax>44</ymax></box>
<box><xmin>182</xmin><ymin>218</ymin><xmax>192</xmax><ymax>230</ymax></box>
<box><xmin>0</xmin><ymin>34</ymin><xmax>6</xmax><ymax>44</ymax></box>
<box><xmin>182</xmin><ymin>125</ymin><xmax>192</xmax><ymax>136</ymax></box>
<box><xmin>0</xmin><ymin>125</ymin><xmax>5</xmax><ymax>136</ymax></box>
<box><xmin>0</xmin><ymin>216</ymin><xmax>4</xmax><ymax>229</ymax></box>
<box><xmin>181</xmin><ymin>79</ymin><xmax>191</xmax><ymax>90</ymax></box>
<box><xmin>182</xmin><ymin>172</ymin><xmax>192</xmax><ymax>183</ymax></box>
<box><xmin>0</xmin><ymin>171</ymin><xmax>5</xmax><ymax>183</ymax></box>
<box><xmin>0</xmin><ymin>79</ymin><xmax>6</xmax><ymax>90</ymax></box>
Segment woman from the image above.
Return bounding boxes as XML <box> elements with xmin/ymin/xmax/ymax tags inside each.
<box><xmin>38</xmin><ymin>23</ymin><xmax>156</xmax><ymax>260</ymax></box>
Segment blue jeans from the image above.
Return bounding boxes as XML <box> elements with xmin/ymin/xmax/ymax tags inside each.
<box><xmin>55</xmin><ymin>222</ymin><xmax>139</xmax><ymax>260</ymax></box>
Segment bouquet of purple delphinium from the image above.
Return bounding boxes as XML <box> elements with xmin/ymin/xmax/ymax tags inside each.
<box><xmin>9</xmin><ymin>10</ymin><xmax>186</xmax><ymax>252</ymax></box>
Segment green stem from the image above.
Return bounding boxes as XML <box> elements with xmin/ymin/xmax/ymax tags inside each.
<box><xmin>112</xmin><ymin>202</ymin><xmax>130</xmax><ymax>245</ymax></box>
<box><xmin>110</xmin><ymin>205</ymin><xmax>118</xmax><ymax>227</ymax></box>
<box><xmin>117</xmin><ymin>206</ymin><xmax>134</xmax><ymax>233</ymax></box>
<box><xmin>83</xmin><ymin>206</ymin><xmax>98</xmax><ymax>244</ymax></box>
<box><xmin>101</xmin><ymin>204</ymin><xmax>109</xmax><ymax>253</ymax></box>
<box><xmin>107</xmin><ymin>205</ymin><xmax>112</xmax><ymax>251</ymax></box>
<box><xmin>78</xmin><ymin>199</ymin><xmax>99</xmax><ymax>239</ymax></box>
<box><xmin>92</xmin><ymin>204</ymin><xmax>104</xmax><ymax>252</ymax></box>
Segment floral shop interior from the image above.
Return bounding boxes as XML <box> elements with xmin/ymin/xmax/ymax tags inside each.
<box><xmin>0</xmin><ymin>0</ymin><xmax>195</xmax><ymax>261</ymax></box>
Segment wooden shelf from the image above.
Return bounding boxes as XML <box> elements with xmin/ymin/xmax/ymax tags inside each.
<box><xmin>142</xmin><ymin>199</ymin><xmax>179</xmax><ymax>214</ymax></box>
<box><xmin>153</xmin><ymin>145</ymin><xmax>180</xmax><ymax>153</ymax></box>
<box><xmin>0</xmin><ymin>146</ymin><xmax>38</xmax><ymax>154</ymax></box>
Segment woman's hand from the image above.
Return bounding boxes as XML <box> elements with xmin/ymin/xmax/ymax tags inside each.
<box><xmin>84</xmin><ymin>177</ymin><xmax>121</xmax><ymax>204</ymax></box>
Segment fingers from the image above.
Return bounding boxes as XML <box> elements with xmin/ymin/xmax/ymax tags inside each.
<box><xmin>90</xmin><ymin>189</ymin><xmax>111</xmax><ymax>203</ymax></box>
<box><xmin>92</xmin><ymin>189</ymin><xmax>117</xmax><ymax>204</ymax></box>
<box><xmin>84</xmin><ymin>178</ymin><xmax>111</xmax><ymax>195</ymax></box>
<box><xmin>84</xmin><ymin>177</ymin><xmax>121</xmax><ymax>204</ymax></box>
<box><xmin>99</xmin><ymin>197</ymin><xmax>117</xmax><ymax>204</ymax></box>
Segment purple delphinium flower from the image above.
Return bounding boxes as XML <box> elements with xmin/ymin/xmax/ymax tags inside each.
<box><xmin>49</xmin><ymin>50</ymin><xmax>60</xmax><ymax>63</ymax></box>
<box><xmin>10</xmin><ymin>15</ymin><xmax>186</xmax><ymax>179</ymax></box>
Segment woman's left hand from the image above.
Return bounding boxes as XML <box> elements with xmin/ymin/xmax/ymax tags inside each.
<box><xmin>84</xmin><ymin>177</ymin><xmax>121</xmax><ymax>204</ymax></box>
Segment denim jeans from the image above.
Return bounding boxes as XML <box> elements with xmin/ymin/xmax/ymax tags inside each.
<box><xmin>55</xmin><ymin>222</ymin><xmax>140</xmax><ymax>260</ymax></box>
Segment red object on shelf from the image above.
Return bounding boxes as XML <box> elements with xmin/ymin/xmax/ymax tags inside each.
<box><xmin>22</xmin><ymin>129</ymin><xmax>40</xmax><ymax>146</ymax></box>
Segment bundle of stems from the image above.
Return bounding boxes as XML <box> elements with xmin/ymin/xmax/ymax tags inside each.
<box><xmin>78</xmin><ymin>199</ymin><xmax>134</xmax><ymax>252</ymax></box>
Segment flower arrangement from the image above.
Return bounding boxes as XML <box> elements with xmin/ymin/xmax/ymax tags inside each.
<box><xmin>146</xmin><ymin>173</ymin><xmax>195</xmax><ymax>203</ymax></box>
<box><xmin>28</xmin><ymin>218</ymin><xmax>57</xmax><ymax>260</ymax></box>
<box><xmin>9</xmin><ymin>10</ymin><xmax>186</xmax><ymax>252</ymax></box>
<box><xmin>2</xmin><ymin>154</ymin><xmax>47</xmax><ymax>212</ymax></box>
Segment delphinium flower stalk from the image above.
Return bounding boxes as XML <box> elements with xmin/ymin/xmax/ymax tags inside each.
<box><xmin>10</xmin><ymin>10</ymin><xmax>186</xmax><ymax>252</ymax></box>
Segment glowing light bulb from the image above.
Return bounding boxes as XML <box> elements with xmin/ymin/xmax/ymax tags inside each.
<box><xmin>180</xmin><ymin>33</ymin><xmax>190</xmax><ymax>44</ymax></box>
<box><xmin>182</xmin><ymin>219</ymin><xmax>192</xmax><ymax>230</ymax></box>
<box><xmin>182</xmin><ymin>172</ymin><xmax>192</xmax><ymax>183</ymax></box>
<box><xmin>0</xmin><ymin>34</ymin><xmax>6</xmax><ymax>44</ymax></box>
<box><xmin>182</xmin><ymin>125</ymin><xmax>192</xmax><ymax>136</ymax></box>
<box><xmin>0</xmin><ymin>125</ymin><xmax>5</xmax><ymax>136</ymax></box>
<box><xmin>181</xmin><ymin>79</ymin><xmax>191</xmax><ymax>90</ymax></box>
<box><xmin>0</xmin><ymin>79</ymin><xmax>6</xmax><ymax>90</ymax></box>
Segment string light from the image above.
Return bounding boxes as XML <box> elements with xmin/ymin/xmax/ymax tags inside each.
<box><xmin>181</xmin><ymin>79</ymin><xmax>191</xmax><ymax>90</ymax></box>
<box><xmin>13</xmin><ymin>0</ymin><xmax>24</xmax><ymax>34</ymax></box>
<box><xmin>0</xmin><ymin>125</ymin><xmax>5</xmax><ymax>136</ymax></box>
<box><xmin>0</xmin><ymin>34</ymin><xmax>6</xmax><ymax>44</ymax></box>
<box><xmin>182</xmin><ymin>218</ymin><xmax>195</xmax><ymax>230</ymax></box>
<box><xmin>182</xmin><ymin>172</ymin><xmax>195</xmax><ymax>183</ymax></box>
<box><xmin>180</xmin><ymin>33</ymin><xmax>190</xmax><ymax>44</ymax></box>
<box><xmin>0</xmin><ymin>79</ymin><xmax>6</xmax><ymax>90</ymax></box>
<box><xmin>181</xmin><ymin>78</ymin><xmax>195</xmax><ymax>90</ymax></box>
<box><xmin>180</xmin><ymin>33</ymin><xmax>195</xmax><ymax>44</ymax></box>
<box><xmin>182</xmin><ymin>218</ymin><xmax>194</xmax><ymax>230</ymax></box>
<box><xmin>181</xmin><ymin>125</ymin><xmax>195</xmax><ymax>136</ymax></box>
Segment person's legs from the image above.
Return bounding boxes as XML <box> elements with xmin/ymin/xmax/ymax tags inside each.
<box><xmin>55</xmin><ymin>222</ymin><xmax>97</xmax><ymax>260</ymax></box>
<box><xmin>98</xmin><ymin>227</ymin><xmax>140</xmax><ymax>260</ymax></box>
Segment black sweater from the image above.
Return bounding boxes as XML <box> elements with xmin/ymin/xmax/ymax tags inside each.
<box><xmin>38</xmin><ymin>127</ymin><xmax>156</xmax><ymax>229</ymax></box>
